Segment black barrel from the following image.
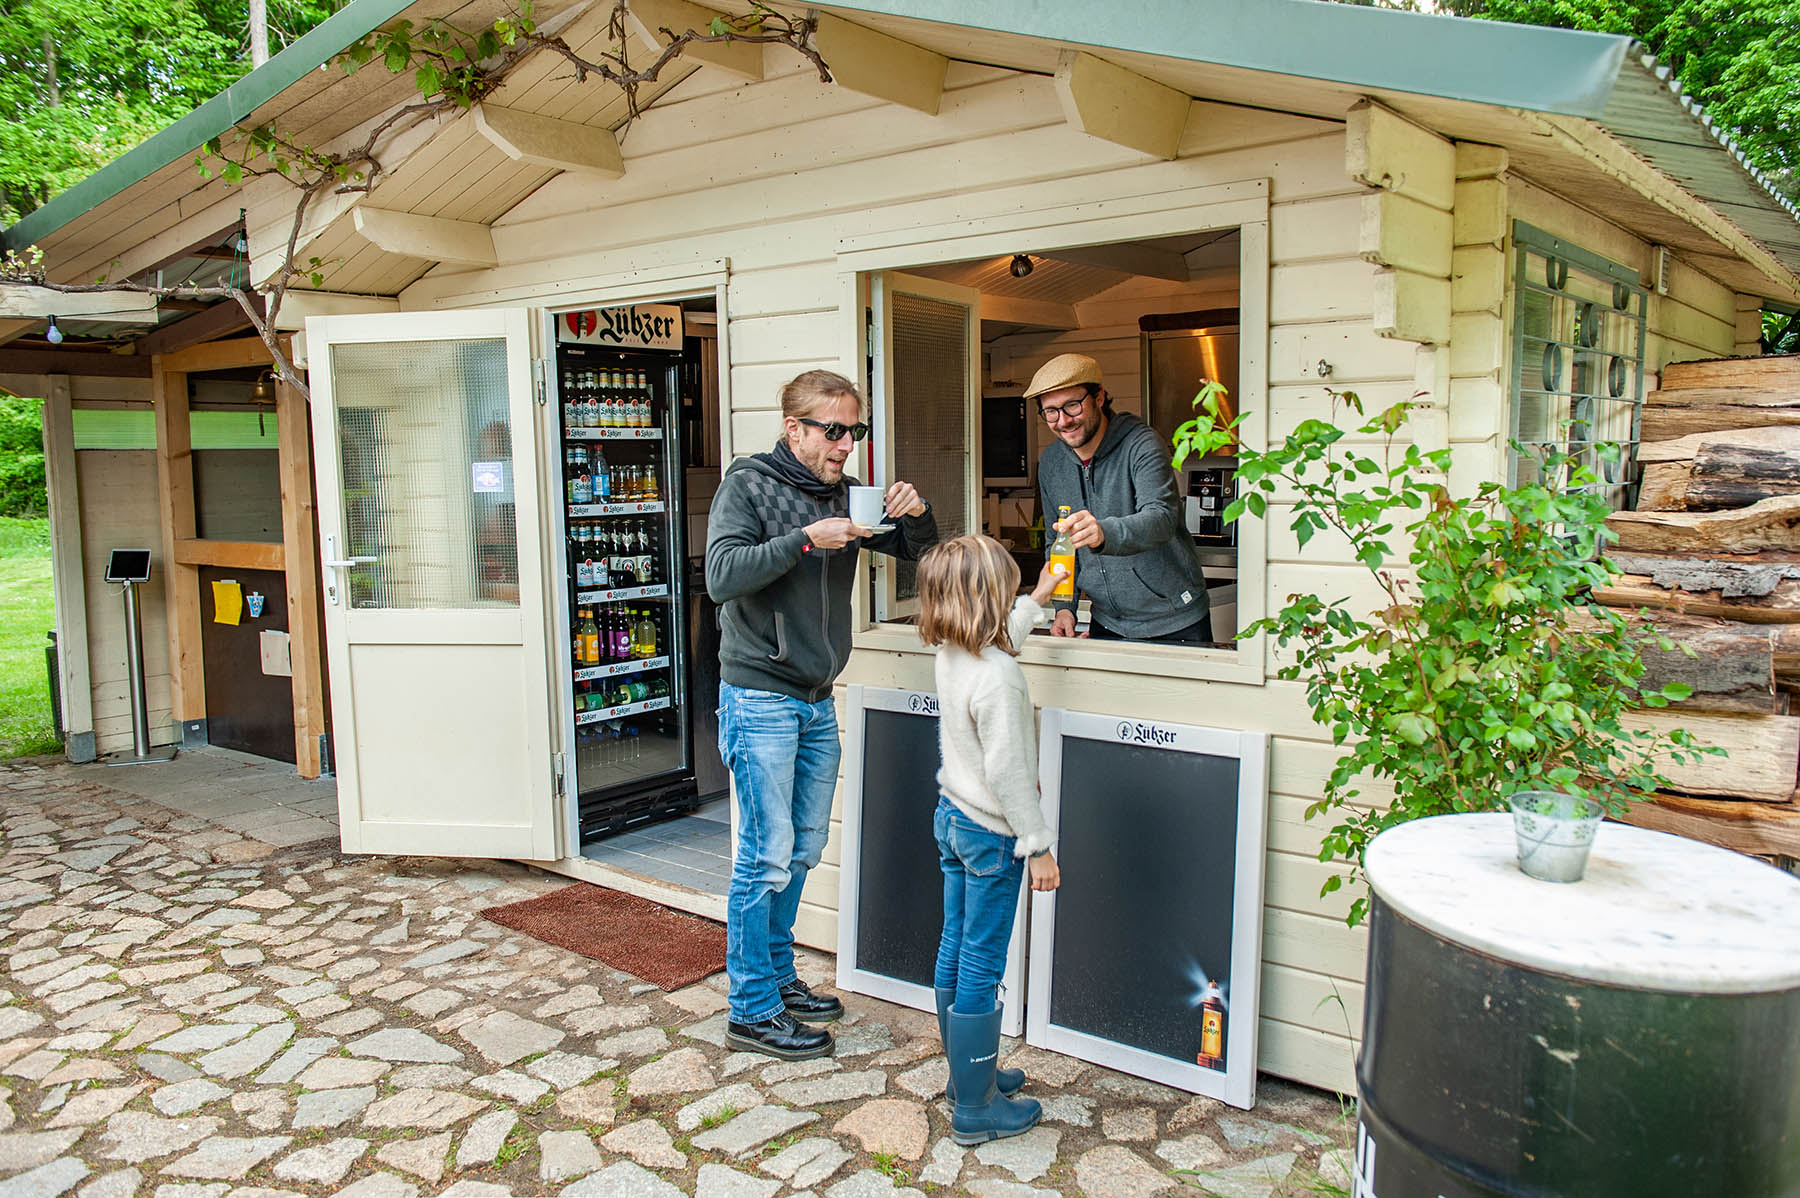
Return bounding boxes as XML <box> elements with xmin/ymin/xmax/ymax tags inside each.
<box><xmin>1358</xmin><ymin>814</ymin><xmax>1800</xmax><ymax>1197</ymax></box>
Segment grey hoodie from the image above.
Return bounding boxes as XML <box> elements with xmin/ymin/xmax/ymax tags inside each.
<box><xmin>1037</xmin><ymin>410</ymin><xmax>1209</xmax><ymax>639</ymax></box>
<box><xmin>705</xmin><ymin>447</ymin><xmax>938</xmax><ymax>702</ymax></box>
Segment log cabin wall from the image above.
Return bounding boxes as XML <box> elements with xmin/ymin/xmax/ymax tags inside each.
<box><xmin>398</xmin><ymin>47</ymin><xmax>1776</xmax><ymax>1090</ymax></box>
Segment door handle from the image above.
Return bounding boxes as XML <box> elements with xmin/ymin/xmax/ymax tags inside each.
<box><xmin>322</xmin><ymin>535</ymin><xmax>375</xmax><ymax>607</ymax></box>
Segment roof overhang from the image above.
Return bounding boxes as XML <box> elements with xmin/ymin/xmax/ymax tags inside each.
<box><xmin>4</xmin><ymin>0</ymin><xmax>1797</xmax><ymax>308</ymax></box>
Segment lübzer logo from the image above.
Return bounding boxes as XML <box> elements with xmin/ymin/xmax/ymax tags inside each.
<box><xmin>1116</xmin><ymin>720</ymin><xmax>1176</xmax><ymax>746</ymax></box>
<box><xmin>908</xmin><ymin>694</ymin><xmax>940</xmax><ymax>716</ymax></box>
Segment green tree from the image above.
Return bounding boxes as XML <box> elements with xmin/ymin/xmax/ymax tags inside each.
<box><xmin>1451</xmin><ymin>1</ymin><xmax>1800</xmax><ymax>202</ymax></box>
<box><xmin>0</xmin><ymin>396</ymin><xmax>47</xmax><ymax>516</ymax></box>
<box><xmin>0</xmin><ymin>0</ymin><xmax>344</xmax><ymax>223</ymax></box>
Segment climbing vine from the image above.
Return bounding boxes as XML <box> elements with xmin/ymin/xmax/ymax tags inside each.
<box><xmin>3</xmin><ymin>1</ymin><xmax>830</xmax><ymax>396</ymax></box>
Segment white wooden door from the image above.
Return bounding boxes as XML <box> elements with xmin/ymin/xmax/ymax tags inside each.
<box><xmin>869</xmin><ymin>272</ymin><xmax>981</xmax><ymax>620</ymax></box>
<box><xmin>308</xmin><ymin>309</ymin><xmax>559</xmax><ymax>859</ymax></box>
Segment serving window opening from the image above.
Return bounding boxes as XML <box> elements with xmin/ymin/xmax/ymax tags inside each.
<box><xmin>865</xmin><ymin>230</ymin><xmax>1243</xmax><ymax>646</ymax></box>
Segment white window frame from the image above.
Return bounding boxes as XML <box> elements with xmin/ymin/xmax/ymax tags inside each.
<box><xmin>834</xmin><ymin>180</ymin><xmax>1271</xmax><ymax>686</ymax></box>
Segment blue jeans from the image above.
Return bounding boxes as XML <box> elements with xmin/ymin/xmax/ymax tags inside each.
<box><xmin>933</xmin><ymin>797</ymin><xmax>1026</xmax><ymax>1015</ymax></box>
<box><xmin>718</xmin><ymin>681</ymin><xmax>841</xmax><ymax>1023</ymax></box>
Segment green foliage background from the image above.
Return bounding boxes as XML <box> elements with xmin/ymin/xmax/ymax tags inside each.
<box><xmin>0</xmin><ymin>0</ymin><xmax>346</xmax><ymax>223</ymax></box>
<box><xmin>0</xmin><ymin>517</ymin><xmax>59</xmax><ymax>758</ymax></box>
<box><xmin>1444</xmin><ymin>1</ymin><xmax>1798</xmax><ymax>203</ymax></box>
<box><xmin>0</xmin><ymin>396</ymin><xmax>46</xmax><ymax>516</ymax></box>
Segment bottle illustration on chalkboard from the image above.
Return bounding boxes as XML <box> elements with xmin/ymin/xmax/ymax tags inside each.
<box><xmin>1196</xmin><ymin>980</ymin><xmax>1226</xmax><ymax>1070</ymax></box>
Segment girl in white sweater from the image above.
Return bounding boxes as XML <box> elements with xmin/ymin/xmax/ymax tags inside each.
<box><xmin>916</xmin><ymin>534</ymin><xmax>1063</xmax><ymax>1145</ymax></box>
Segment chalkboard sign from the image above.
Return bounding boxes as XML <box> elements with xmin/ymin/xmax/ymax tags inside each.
<box><xmin>1027</xmin><ymin>708</ymin><xmax>1268</xmax><ymax>1108</ymax></box>
<box><xmin>836</xmin><ymin>686</ymin><xmax>1026</xmax><ymax>1036</ymax></box>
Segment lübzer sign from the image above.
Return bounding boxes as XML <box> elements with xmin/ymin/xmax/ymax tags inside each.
<box><xmin>560</xmin><ymin>303</ymin><xmax>683</xmax><ymax>351</ymax></box>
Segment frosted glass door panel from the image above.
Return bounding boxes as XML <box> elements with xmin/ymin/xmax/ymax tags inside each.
<box><xmin>331</xmin><ymin>338</ymin><xmax>519</xmax><ymax>610</ymax></box>
<box><xmin>307</xmin><ymin>308</ymin><xmax>557</xmax><ymax>861</ymax></box>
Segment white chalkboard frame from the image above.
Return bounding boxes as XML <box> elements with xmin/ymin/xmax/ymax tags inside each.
<box><xmin>1026</xmin><ymin>707</ymin><xmax>1269</xmax><ymax>1108</ymax></box>
<box><xmin>836</xmin><ymin>684</ymin><xmax>1028</xmax><ymax>1037</ymax></box>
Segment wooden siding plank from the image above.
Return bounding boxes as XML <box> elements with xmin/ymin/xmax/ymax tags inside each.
<box><xmin>43</xmin><ymin>376</ymin><xmax>95</xmax><ymax>757</ymax></box>
<box><xmin>172</xmin><ymin>539</ymin><xmax>286</xmax><ymax>570</ymax></box>
<box><xmin>151</xmin><ymin>367</ymin><xmax>203</xmax><ymax>724</ymax></box>
<box><xmin>275</xmin><ymin>376</ymin><xmax>326</xmax><ymax>778</ymax></box>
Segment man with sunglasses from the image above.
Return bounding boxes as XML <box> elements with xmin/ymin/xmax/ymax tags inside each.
<box><xmin>705</xmin><ymin>369</ymin><xmax>938</xmax><ymax>1060</ymax></box>
<box><xmin>1028</xmin><ymin>353</ymin><xmax>1212</xmax><ymax>645</ymax></box>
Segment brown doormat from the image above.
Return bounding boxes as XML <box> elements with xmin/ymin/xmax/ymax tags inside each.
<box><xmin>480</xmin><ymin>883</ymin><xmax>727</xmax><ymax>991</ymax></box>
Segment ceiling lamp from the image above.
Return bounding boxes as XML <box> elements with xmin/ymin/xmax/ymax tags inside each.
<box><xmin>1009</xmin><ymin>254</ymin><xmax>1034</xmax><ymax>279</ymax></box>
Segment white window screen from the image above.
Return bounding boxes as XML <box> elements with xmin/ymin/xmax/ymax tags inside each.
<box><xmin>890</xmin><ymin>292</ymin><xmax>970</xmax><ymax>599</ymax></box>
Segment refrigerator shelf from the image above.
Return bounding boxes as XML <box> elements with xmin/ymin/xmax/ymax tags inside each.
<box><xmin>574</xmin><ymin>655</ymin><xmax>670</xmax><ymax>681</ymax></box>
<box><xmin>576</xmin><ymin>583</ymin><xmax>670</xmax><ymax>603</ymax></box>
<box><xmin>570</xmin><ymin>501</ymin><xmax>667</xmax><ymax>517</ymax></box>
<box><xmin>576</xmin><ymin>696</ymin><xmax>673</xmax><ymax>724</ymax></box>
<box><xmin>566</xmin><ymin>427</ymin><xmax>664</xmax><ymax>441</ymax></box>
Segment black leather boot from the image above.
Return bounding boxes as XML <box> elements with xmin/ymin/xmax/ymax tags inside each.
<box><xmin>936</xmin><ymin>986</ymin><xmax>1023</xmax><ymax>1098</ymax></box>
<box><xmin>946</xmin><ymin>1002</ymin><xmax>1041</xmax><ymax>1145</ymax></box>
<box><xmin>779</xmin><ymin>978</ymin><xmax>844</xmax><ymax>1023</ymax></box>
<box><xmin>725</xmin><ymin>1009</ymin><xmax>833</xmax><ymax>1060</ymax></box>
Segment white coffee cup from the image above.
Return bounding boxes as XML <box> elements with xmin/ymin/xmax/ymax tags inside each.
<box><xmin>848</xmin><ymin>485</ymin><xmax>887</xmax><ymax>528</ymax></box>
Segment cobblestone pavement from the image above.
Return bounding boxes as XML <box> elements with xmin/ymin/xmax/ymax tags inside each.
<box><xmin>0</xmin><ymin>758</ymin><xmax>1354</xmax><ymax>1198</ymax></box>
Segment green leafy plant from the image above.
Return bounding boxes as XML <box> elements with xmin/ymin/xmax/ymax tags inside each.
<box><xmin>871</xmin><ymin>1151</ymin><xmax>913</xmax><ymax>1184</ymax></box>
<box><xmin>1196</xmin><ymin>387</ymin><xmax>1715</xmax><ymax>925</ymax></box>
<box><xmin>1170</xmin><ymin>378</ymin><xmax>1236</xmax><ymax>469</ymax></box>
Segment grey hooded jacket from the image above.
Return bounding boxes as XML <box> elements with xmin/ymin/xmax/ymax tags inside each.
<box><xmin>1037</xmin><ymin>410</ymin><xmax>1209</xmax><ymax>639</ymax></box>
<box><xmin>705</xmin><ymin>448</ymin><xmax>938</xmax><ymax>702</ymax></box>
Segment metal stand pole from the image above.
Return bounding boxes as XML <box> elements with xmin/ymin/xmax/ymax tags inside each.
<box><xmin>107</xmin><ymin>579</ymin><xmax>176</xmax><ymax>766</ymax></box>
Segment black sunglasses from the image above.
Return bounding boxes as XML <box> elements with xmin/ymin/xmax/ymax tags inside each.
<box><xmin>798</xmin><ymin>416</ymin><xmax>871</xmax><ymax>442</ymax></box>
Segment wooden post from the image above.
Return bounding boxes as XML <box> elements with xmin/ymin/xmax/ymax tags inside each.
<box><xmin>40</xmin><ymin>374</ymin><xmax>95</xmax><ymax>761</ymax></box>
<box><xmin>276</xmin><ymin>376</ymin><xmax>326</xmax><ymax>777</ymax></box>
<box><xmin>152</xmin><ymin>363</ymin><xmax>204</xmax><ymax>731</ymax></box>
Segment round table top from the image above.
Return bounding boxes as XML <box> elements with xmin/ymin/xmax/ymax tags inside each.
<box><xmin>1364</xmin><ymin>813</ymin><xmax>1800</xmax><ymax>994</ymax></box>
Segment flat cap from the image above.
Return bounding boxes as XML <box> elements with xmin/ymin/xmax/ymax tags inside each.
<box><xmin>1023</xmin><ymin>353</ymin><xmax>1103</xmax><ymax>401</ymax></box>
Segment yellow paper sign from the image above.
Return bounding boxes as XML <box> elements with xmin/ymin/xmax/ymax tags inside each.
<box><xmin>212</xmin><ymin>579</ymin><xmax>242</xmax><ymax>625</ymax></box>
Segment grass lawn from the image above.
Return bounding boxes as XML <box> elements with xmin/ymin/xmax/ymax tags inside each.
<box><xmin>0</xmin><ymin>517</ymin><xmax>63</xmax><ymax>757</ymax></box>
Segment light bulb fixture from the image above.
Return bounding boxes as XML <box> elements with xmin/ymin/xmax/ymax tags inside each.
<box><xmin>1009</xmin><ymin>254</ymin><xmax>1034</xmax><ymax>279</ymax></box>
<box><xmin>234</xmin><ymin>232</ymin><xmax>248</xmax><ymax>254</ymax></box>
<box><xmin>45</xmin><ymin>316</ymin><xmax>63</xmax><ymax>345</ymax></box>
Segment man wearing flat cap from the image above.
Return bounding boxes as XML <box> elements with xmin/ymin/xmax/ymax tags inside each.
<box><xmin>1028</xmin><ymin>352</ymin><xmax>1212</xmax><ymax>644</ymax></box>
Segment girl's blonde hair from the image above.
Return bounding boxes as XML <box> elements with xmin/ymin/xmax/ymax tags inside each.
<box><xmin>917</xmin><ymin>534</ymin><xmax>1022</xmax><ymax>656</ymax></box>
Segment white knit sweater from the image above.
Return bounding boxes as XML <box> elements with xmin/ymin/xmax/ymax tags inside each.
<box><xmin>934</xmin><ymin>596</ymin><xmax>1055</xmax><ymax>857</ymax></box>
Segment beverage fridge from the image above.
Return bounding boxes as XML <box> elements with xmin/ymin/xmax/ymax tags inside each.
<box><xmin>554</xmin><ymin>333</ymin><xmax>699</xmax><ymax>838</ymax></box>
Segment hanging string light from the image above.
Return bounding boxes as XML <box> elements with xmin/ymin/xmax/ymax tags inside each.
<box><xmin>45</xmin><ymin>316</ymin><xmax>63</xmax><ymax>344</ymax></box>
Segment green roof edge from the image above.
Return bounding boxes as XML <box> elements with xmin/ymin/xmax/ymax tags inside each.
<box><xmin>820</xmin><ymin>0</ymin><xmax>1631</xmax><ymax>116</ymax></box>
<box><xmin>2</xmin><ymin>0</ymin><xmax>416</xmax><ymax>252</ymax></box>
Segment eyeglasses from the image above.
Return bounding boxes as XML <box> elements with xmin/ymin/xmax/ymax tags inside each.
<box><xmin>798</xmin><ymin>416</ymin><xmax>871</xmax><ymax>442</ymax></box>
<box><xmin>1038</xmin><ymin>394</ymin><xmax>1090</xmax><ymax>424</ymax></box>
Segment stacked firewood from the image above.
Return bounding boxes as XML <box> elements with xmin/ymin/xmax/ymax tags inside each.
<box><xmin>1589</xmin><ymin>354</ymin><xmax>1800</xmax><ymax>861</ymax></box>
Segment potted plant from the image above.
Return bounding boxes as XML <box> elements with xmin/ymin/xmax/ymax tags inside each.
<box><xmin>1176</xmin><ymin>388</ymin><xmax>1714</xmax><ymax>920</ymax></box>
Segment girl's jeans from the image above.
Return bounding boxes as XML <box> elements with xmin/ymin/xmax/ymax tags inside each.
<box><xmin>933</xmin><ymin>796</ymin><xmax>1026</xmax><ymax>1015</ymax></box>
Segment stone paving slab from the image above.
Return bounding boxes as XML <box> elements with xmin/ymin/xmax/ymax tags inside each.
<box><xmin>0</xmin><ymin>757</ymin><xmax>1352</xmax><ymax>1196</ymax></box>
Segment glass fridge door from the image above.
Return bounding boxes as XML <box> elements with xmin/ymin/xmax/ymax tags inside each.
<box><xmin>558</xmin><ymin>352</ymin><xmax>691</xmax><ymax>816</ymax></box>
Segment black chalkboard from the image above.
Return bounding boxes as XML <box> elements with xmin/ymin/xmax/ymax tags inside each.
<box><xmin>853</xmin><ymin>706</ymin><xmax>944</xmax><ymax>988</ymax></box>
<box><xmin>1049</xmin><ymin>737</ymin><xmax>1241</xmax><ymax>1068</ymax></box>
